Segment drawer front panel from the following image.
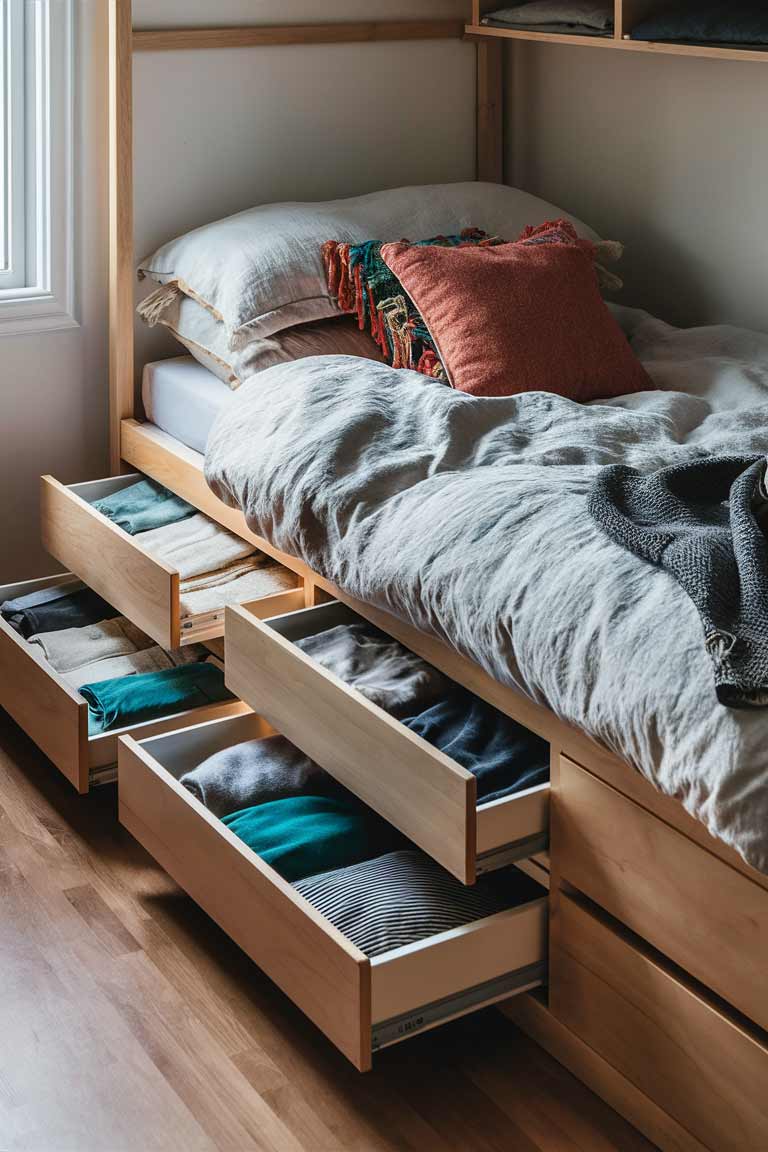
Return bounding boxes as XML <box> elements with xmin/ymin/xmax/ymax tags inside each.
<box><xmin>41</xmin><ymin>475</ymin><xmax>178</xmax><ymax>648</ymax></box>
<box><xmin>556</xmin><ymin>755</ymin><xmax>768</xmax><ymax>1034</ymax></box>
<box><xmin>551</xmin><ymin>895</ymin><xmax>768</xmax><ymax>1152</ymax></box>
<box><xmin>118</xmin><ymin>715</ymin><xmax>547</xmax><ymax>1070</ymax></box>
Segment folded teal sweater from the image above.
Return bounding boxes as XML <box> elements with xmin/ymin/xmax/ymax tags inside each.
<box><xmin>222</xmin><ymin>795</ymin><xmax>404</xmax><ymax>882</ymax></box>
<box><xmin>93</xmin><ymin>478</ymin><xmax>196</xmax><ymax>535</ymax></box>
<box><xmin>81</xmin><ymin>661</ymin><xmax>234</xmax><ymax>733</ymax></box>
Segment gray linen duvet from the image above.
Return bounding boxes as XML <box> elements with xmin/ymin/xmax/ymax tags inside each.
<box><xmin>205</xmin><ymin>307</ymin><xmax>768</xmax><ymax>873</ymax></box>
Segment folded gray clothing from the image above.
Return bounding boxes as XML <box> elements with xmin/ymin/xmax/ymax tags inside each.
<box><xmin>27</xmin><ymin>616</ymin><xmax>154</xmax><ymax>673</ymax></box>
<box><xmin>179</xmin><ymin>735</ymin><xmax>347</xmax><ymax>817</ymax></box>
<box><xmin>179</xmin><ymin>559</ymin><xmax>296</xmax><ymax>618</ymax></box>
<box><xmin>482</xmin><ymin>2</ymin><xmax>613</xmax><ymax>29</ymax></box>
<box><xmin>134</xmin><ymin>513</ymin><xmax>256</xmax><ymax>579</ymax></box>
<box><xmin>294</xmin><ymin>850</ymin><xmax>544</xmax><ymax>958</ymax></box>
<box><xmin>64</xmin><ymin>647</ymin><xmax>174</xmax><ymax>691</ymax></box>
<box><xmin>294</xmin><ymin>623</ymin><xmax>451</xmax><ymax>720</ymax></box>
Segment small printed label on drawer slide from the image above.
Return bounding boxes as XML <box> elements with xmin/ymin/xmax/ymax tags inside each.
<box><xmin>371</xmin><ymin>961</ymin><xmax>545</xmax><ymax>1052</ymax></box>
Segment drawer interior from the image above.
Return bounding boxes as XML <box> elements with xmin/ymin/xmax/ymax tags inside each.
<box><xmin>41</xmin><ymin>473</ymin><xmax>304</xmax><ymax>648</ymax></box>
<box><xmin>119</xmin><ymin>713</ymin><xmax>547</xmax><ymax>1069</ymax></box>
<box><xmin>226</xmin><ymin>600</ymin><xmax>550</xmax><ymax>884</ymax></box>
<box><xmin>0</xmin><ymin>573</ymin><xmax>250</xmax><ymax>792</ymax></box>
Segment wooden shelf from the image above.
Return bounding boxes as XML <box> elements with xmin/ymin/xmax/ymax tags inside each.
<box><xmin>466</xmin><ymin>0</ymin><xmax>768</xmax><ymax>63</ymax></box>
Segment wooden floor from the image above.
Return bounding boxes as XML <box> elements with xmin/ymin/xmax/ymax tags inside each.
<box><xmin>0</xmin><ymin>713</ymin><xmax>655</xmax><ymax>1152</ymax></box>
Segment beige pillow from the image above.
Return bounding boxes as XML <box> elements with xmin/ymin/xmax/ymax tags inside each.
<box><xmin>138</xmin><ymin>290</ymin><xmax>384</xmax><ymax>388</ymax></box>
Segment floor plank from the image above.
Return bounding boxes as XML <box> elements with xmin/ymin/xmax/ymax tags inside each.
<box><xmin>0</xmin><ymin>713</ymin><xmax>656</xmax><ymax>1152</ymax></box>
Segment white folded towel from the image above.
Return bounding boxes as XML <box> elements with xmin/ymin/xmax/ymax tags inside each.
<box><xmin>180</xmin><ymin>561</ymin><xmax>297</xmax><ymax>617</ymax></box>
<box><xmin>134</xmin><ymin>513</ymin><xmax>256</xmax><ymax>579</ymax></box>
<box><xmin>64</xmin><ymin>646</ymin><xmax>174</xmax><ymax>690</ymax></box>
<box><xmin>27</xmin><ymin>617</ymin><xmax>153</xmax><ymax>673</ymax></box>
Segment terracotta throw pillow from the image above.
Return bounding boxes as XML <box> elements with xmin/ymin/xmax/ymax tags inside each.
<box><xmin>380</xmin><ymin>234</ymin><xmax>652</xmax><ymax>400</ymax></box>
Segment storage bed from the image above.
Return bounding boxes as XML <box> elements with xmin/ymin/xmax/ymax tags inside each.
<box><xmin>1</xmin><ymin>2</ymin><xmax>766</xmax><ymax>1144</ymax></box>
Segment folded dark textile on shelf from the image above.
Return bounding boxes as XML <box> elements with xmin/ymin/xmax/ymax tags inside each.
<box><xmin>588</xmin><ymin>454</ymin><xmax>768</xmax><ymax>708</ymax></box>
<box><xmin>222</xmin><ymin>794</ymin><xmax>405</xmax><ymax>882</ymax></box>
<box><xmin>482</xmin><ymin>2</ymin><xmax>613</xmax><ymax>31</ymax></box>
<box><xmin>81</xmin><ymin>660</ymin><xmax>235</xmax><ymax>733</ymax></box>
<box><xmin>2</xmin><ymin>584</ymin><xmax>119</xmax><ymax>639</ymax></box>
<box><xmin>27</xmin><ymin>616</ymin><xmax>153</xmax><ymax>673</ymax></box>
<box><xmin>630</xmin><ymin>2</ymin><xmax>768</xmax><ymax>45</ymax></box>
<box><xmin>403</xmin><ymin>688</ymin><xmax>550</xmax><ymax>802</ymax></box>
<box><xmin>295</xmin><ymin>623</ymin><xmax>451</xmax><ymax>719</ymax></box>
<box><xmin>294</xmin><ymin>850</ymin><xmax>544</xmax><ymax>957</ymax></box>
<box><xmin>180</xmin><ymin>735</ymin><xmax>347</xmax><ymax>818</ymax></box>
<box><xmin>93</xmin><ymin>478</ymin><xmax>196</xmax><ymax>535</ymax></box>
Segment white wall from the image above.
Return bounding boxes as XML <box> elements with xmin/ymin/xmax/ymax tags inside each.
<box><xmin>506</xmin><ymin>42</ymin><xmax>768</xmax><ymax>331</ymax></box>
<box><xmin>0</xmin><ymin>0</ymin><xmax>470</xmax><ymax>582</ymax></box>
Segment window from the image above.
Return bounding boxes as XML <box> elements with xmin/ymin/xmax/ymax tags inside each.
<box><xmin>0</xmin><ymin>0</ymin><xmax>74</xmax><ymax>333</ymax></box>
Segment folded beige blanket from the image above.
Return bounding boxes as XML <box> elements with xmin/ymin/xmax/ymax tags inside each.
<box><xmin>180</xmin><ymin>560</ymin><xmax>296</xmax><ymax>617</ymax></box>
<box><xmin>28</xmin><ymin>617</ymin><xmax>153</xmax><ymax>672</ymax></box>
<box><xmin>64</xmin><ymin>646</ymin><xmax>174</xmax><ymax>690</ymax></box>
<box><xmin>135</xmin><ymin>513</ymin><xmax>256</xmax><ymax>579</ymax></box>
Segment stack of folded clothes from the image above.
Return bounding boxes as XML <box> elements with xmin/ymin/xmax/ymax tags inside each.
<box><xmin>481</xmin><ymin>1</ymin><xmax>614</xmax><ymax>36</ymax></box>
<box><xmin>628</xmin><ymin>2</ymin><xmax>768</xmax><ymax>45</ymax></box>
<box><xmin>1</xmin><ymin>578</ymin><xmax>230</xmax><ymax>733</ymax></box>
<box><xmin>94</xmin><ymin>478</ymin><xmax>296</xmax><ymax>619</ymax></box>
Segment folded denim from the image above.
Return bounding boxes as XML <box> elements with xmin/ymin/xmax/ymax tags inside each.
<box><xmin>2</xmin><ymin>585</ymin><xmax>119</xmax><ymax>639</ymax></box>
<box><xmin>93</xmin><ymin>478</ymin><xmax>196</xmax><ymax>535</ymax></box>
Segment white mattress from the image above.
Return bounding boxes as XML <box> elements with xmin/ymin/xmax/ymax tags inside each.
<box><xmin>142</xmin><ymin>356</ymin><xmax>234</xmax><ymax>455</ymax></box>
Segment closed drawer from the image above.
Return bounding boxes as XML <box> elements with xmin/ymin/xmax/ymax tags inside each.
<box><xmin>555</xmin><ymin>755</ymin><xmax>768</xmax><ymax>1034</ymax></box>
<box><xmin>0</xmin><ymin>574</ymin><xmax>250</xmax><ymax>792</ymax></box>
<box><xmin>117</xmin><ymin>712</ymin><xmax>547</xmax><ymax>1071</ymax></box>
<box><xmin>224</xmin><ymin>601</ymin><xmax>550</xmax><ymax>884</ymax></box>
<box><xmin>40</xmin><ymin>474</ymin><xmax>304</xmax><ymax>649</ymax></box>
<box><xmin>551</xmin><ymin>894</ymin><xmax>768</xmax><ymax>1152</ymax></box>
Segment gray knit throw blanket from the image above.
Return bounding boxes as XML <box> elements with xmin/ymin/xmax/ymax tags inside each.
<box><xmin>588</xmin><ymin>454</ymin><xmax>768</xmax><ymax>708</ymax></box>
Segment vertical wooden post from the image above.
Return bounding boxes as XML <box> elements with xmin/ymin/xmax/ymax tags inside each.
<box><xmin>476</xmin><ymin>39</ymin><xmax>503</xmax><ymax>183</ymax></box>
<box><xmin>109</xmin><ymin>0</ymin><xmax>134</xmax><ymax>474</ymax></box>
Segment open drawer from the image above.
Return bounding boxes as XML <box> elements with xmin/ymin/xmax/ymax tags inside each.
<box><xmin>40</xmin><ymin>473</ymin><xmax>305</xmax><ymax>649</ymax></box>
<box><xmin>224</xmin><ymin>601</ymin><xmax>551</xmax><ymax>884</ymax></box>
<box><xmin>118</xmin><ymin>712</ymin><xmax>547</xmax><ymax>1071</ymax></box>
<box><xmin>0</xmin><ymin>574</ymin><xmax>251</xmax><ymax>793</ymax></box>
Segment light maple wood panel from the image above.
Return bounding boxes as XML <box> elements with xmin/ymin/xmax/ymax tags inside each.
<box><xmin>466</xmin><ymin>21</ymin><xmax>768</xmax><ymax>61</ymax></box>
<box><xmin>133</xmin><ymin>20</ymin><xmax>466</xmax><ymax>53</ymax></box>
<box><xmin>41</xmin><ymin>474</ymin><xmax>179</xmax><ymax>649</ymax></box>
<box><xmin>555</xmin><ymin>755</ymin><xmax>768</xmax><ymax>1033</ymax></box>
<box><xmin>551</xmin><ymin>895</ymin><xmax>768</xmax><ymax>1152</ymax></box>
<box><xmin>109</xmin><ymin>0</ymin><xmax>135</xmax><ymax>469</ymax></box>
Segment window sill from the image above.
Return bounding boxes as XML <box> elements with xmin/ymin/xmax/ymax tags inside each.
<box><xmin>0</xmin><ymin>294</ymin><xmax>79</xmax><ymax>337</ymax></box>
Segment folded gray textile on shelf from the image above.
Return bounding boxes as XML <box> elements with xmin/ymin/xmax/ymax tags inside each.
<box><xmin>482</xmin><ymin>2</ymin><xmax>613</xmax><ymax>30</ymax></box>
<box><xmin>293</xmin><ymin>850</ymin><xmax>543</xmax><ymax>958</ymax></box>
<box><xmin>27</xmin><ymin>617</ymin><xmax>154</xmax><ymax>673</ymax></box>
<box><xmin>64</xmin><ymin>647</ymin><xmax>174</xmax><ymax>691</ymax></box>
<box><xmin>294</xmin><ymin>623</ymin><xmax>451</xmax><ymax>720</ymax></box>
<box><xmin>179</xmin><ymin>558</ymin><xmax>296</xmax><ymax>617</ymax></box>
<box><xmin>180</xmin><ymin>735</ymin><xmax>348</xmax><ymax>818</ymax></box>
<box><xmin>588</xmin><ymin>454</ymin><xmax>768</xmax><ymax>708</ymax></box>
<box><xmin>134</xmin><ymin>513</ymin><xmax>256</xmax><ymax>579</ymax></box>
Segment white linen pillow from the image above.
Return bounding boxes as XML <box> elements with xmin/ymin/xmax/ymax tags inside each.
<box><xmin>138</xmin><ymin>291</ymin><xmax>384</xmax><ymax>388</ymax></box>
<box><xmin>137</xmin><ymin>182</ymin><xmax>599</xmax><ymax>348</ymax></box>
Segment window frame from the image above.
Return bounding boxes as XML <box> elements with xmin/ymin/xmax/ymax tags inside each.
<box><xmin>0</xmin><ymin>0</ymin><xmax>75</xmax><ymax>335</ymax></box>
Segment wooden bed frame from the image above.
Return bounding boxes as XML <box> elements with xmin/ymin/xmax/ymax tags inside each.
<box><xmin>108</xmin><ymin>3</ymin><xmax>768</xmax><ymax>1144</ymax></box>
